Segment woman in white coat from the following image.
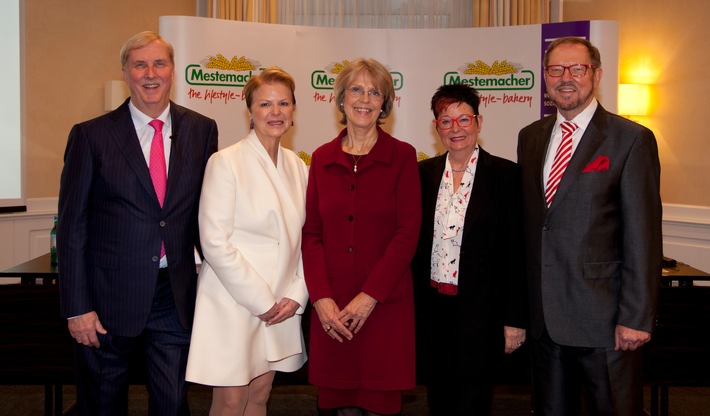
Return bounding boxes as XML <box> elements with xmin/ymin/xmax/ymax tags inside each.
<box><xmin>186</xmin><ymin>67</ymin><xmax>309</xmax><ymax>416</ymax></box>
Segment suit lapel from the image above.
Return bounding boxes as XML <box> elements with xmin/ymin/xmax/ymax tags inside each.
<box><xmin>547</xmin><ymin>106</ymin><xmax>607</xmax><ymax>213</ymax></box>
<box><xmin>166</xmin><ymin>103</ymin><xmax>187</xmax><ymax>209</ymax></box>
<box><xmin>247</xmin><ymin>132</ymin><xmax>303</xmax><ymax>226</ymax></box>
<box><xmin>244</xmin><ymin>133</ymin><xmax>305</xmax><ymax>275</ymax></box>
<box><xmin>461</xmin><ymin>148</ymin><xmax>492</xmax><ymax>243</ymax></box>
<box><xmin>108</xmin><ymin>102</ymin><xmax>159</xmax><ymax>205</ymax></box>
<box><xmin>534</xmin><ymin>116</ymin><xmax>556</xmax><ymax>199</ymax></box>
<box><xmin>420</xmin><ymin>155</ymin><xmax>447</xmax><ymax>254</ymax></box>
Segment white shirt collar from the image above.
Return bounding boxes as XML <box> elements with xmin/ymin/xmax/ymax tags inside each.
<box><xmin>128</xmin><ymin>100</ymin><xmax>171</xmax><ymax>129</ymax></box>
<box><xmin>556</xmin><ymin>98</ymin><xmax>597</xmax><ymax>132</ymax></box>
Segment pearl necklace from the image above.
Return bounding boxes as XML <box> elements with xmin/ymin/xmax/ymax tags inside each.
<box><xmin>352</xmin><ymin>154</ymin><xmax>364</xmax><ymax>173</ymax></box>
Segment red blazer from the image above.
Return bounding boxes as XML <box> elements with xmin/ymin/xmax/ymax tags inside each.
<box><xmin>302</xmin><ymin>127</ymin><xmax>422</xmax><ymax>391</ymax></box>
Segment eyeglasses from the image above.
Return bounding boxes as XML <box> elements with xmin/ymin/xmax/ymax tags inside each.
<box><xmin>434</xmin><ymin>114</ymin><xmax>477</xmax><ymax>130</ymax></box>
<box><xmin>544</xmin><ymin>64</ymin><xmax>596</xmax><ymax>78</ymax></box>
<box><xmin>346</xmin><ymin>86</ymin><xmax>383</xmax><ymax>101</ymax></box>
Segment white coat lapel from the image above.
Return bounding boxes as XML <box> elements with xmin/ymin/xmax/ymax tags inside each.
<box><xmin>244</xmin><ymin>132</ymin><xmax>305</xmax><ymax>282</ymax></box>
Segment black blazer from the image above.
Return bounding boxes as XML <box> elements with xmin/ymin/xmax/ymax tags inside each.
<box><xmin>412</xmin><ymin>147</ymin><xmax>526</xmax><ymax>380</ymax></box>
<box><xmin>58</xmin><ymin>99</ymin><xmax>218</xmax><ymax>336</ymax></box>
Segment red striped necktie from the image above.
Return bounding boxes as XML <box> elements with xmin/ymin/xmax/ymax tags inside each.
<box><xmin>545</xmin><ymin>121</ymin><xmax>577</xmax><ymax>207</ymax></box>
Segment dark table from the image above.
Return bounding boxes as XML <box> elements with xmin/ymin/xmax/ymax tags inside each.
<box><xmin>661</xmin><ymin>261</ymin><xmax>710</xmax><ymax>286</ymax></box>
<box><xmin>648</xmin><ymin>263</ymin><xmax>710</xmax><ymax>416</ymax></box>
<box><xmin>0</xmin><ymin>253</ymin><xmax>57</xmax><ymax>285</ymax></box>
<box><xmin>0</xmin><ymin>253</ymin><xmax>72</xmax><ymax>416</ymax></box>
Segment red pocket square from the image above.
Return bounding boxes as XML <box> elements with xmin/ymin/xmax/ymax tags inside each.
<box><xmin>582</xmin><ymin>156</ymin><xmax>609</xmax><ymax>172</ymax></box>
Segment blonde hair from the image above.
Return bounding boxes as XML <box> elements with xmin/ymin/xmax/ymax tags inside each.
<box><xmin>333</xmin><ymin>58</ymin><xmax>395</xmax><ymax>125</ymax></box>
<box><xmin>120</xmin><ymin>31</ymin><xmax>174</xmax><ymax>69</ymax></box>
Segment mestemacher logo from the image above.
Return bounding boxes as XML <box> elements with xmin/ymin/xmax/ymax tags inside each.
<box><xmin>311</xmin><ymin>60</ymin><xmax>404</xmax><ymax>91</ymax></box>
<box><xmin>185</xmin><ymin>54</ymin><xmax>261</xmax><ymax>87</ymax></box>
<box><xmin>444</xmin><ymin>59</ymin><xmax>534</xmax><ymax>91</ymax></box>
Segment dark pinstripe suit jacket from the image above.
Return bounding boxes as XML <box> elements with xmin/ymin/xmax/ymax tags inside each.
<box><xmin>58</xmin><ymin>99</ymin><xmax>218</xmax><ymax>337</ymax></box>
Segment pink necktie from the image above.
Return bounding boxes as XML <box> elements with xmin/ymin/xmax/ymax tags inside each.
<box><xmin>545</xmin><ymin>121</ymin><xmax>577</xmax><ymax>207</ymax></box>
<box><xmin>148</xmin><ymin>119</ymin><xmax>166</xmax><ymax>257</ymax></box>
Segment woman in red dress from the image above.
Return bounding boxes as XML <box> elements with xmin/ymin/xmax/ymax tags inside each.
<box><xmin>302</xmin><ymin>58</ymin><xmax>421</xmax><ymax>416</ymax></box>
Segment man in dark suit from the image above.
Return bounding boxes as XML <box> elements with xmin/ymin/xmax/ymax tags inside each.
<box><xmin>57</xmin><ymin>31</ymin><xmax>218</xmax><ymax>415</ymax></box>
<box><xmin>517</xmin><ymin>37</ymin><xmax>661</xmax><ymax>415</ymax></box>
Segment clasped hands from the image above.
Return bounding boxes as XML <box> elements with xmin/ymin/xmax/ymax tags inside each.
<box><xmin>257</xmin><ymin>297</ymin><xmax>300</xmax><ymax>327</ymax></box>
<box><xmin>314</xmin><ymin>292</ymin><xmax>377</xmax><ymax>343</ymax></box>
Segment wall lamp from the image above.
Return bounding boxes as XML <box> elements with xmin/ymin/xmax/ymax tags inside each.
<box><xmin>618</xmin><ymin>83</ymin><xmax>650</xmax><ymax>118</ymax></box>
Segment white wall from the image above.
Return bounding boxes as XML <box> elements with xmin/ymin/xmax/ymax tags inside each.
<box><xmin>0</xmin><ymin>198</ymin><xmax>55</xmax><ymax>272</ymax></box>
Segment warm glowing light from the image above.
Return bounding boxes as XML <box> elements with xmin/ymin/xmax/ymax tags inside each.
<box><xmin>618</xmin><ymin>84</ymin><xmax>650</xmax><ymax>116</ymax></box>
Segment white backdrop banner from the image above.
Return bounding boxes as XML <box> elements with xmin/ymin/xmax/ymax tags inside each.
<box><xmin>160</xmin><ymin>17</ymin><xmax>618</xmax><ymax>162</ymax></box>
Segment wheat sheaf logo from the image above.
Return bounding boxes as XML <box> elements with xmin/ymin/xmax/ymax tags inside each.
<box><xmin>327</xmin><ymin>60</ymin><xmax>351</xmax><ymax>74</ymax></box>
<box><xmin>311</xmin><ymin>60</ymin><xmax>352</xmax><ymax>90</ymax></box>
<box><xmin>460</xmin><ymin>60</ymin><xmax>522</xmax><ymax>76</ymax></box>
<box><xmin>202</xmin><ymin>54</ymin><xmax>259</xmax><ymax>71</ymax></box>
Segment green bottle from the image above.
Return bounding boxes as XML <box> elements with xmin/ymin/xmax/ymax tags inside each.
<box><xmin>50</xmin><ymin>216</ymin><xmax>58</xmax><ymax>266</ymax></box>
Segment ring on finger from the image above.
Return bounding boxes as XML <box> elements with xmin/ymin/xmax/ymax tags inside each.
<box><xmin>324</xmin><ymin>325</ymin><xmax>332</xmax><ymax>333</ymax></box>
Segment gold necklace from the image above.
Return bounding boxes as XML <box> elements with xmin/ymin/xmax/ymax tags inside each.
<box><xmin>352</xmin><ymin>153</ymin><xmax>364</xmax><ymax>173</ymax></box>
